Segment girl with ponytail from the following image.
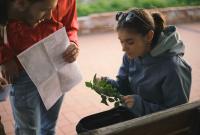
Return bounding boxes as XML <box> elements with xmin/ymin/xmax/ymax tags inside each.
<box><xmin>76</xmin><ymin>9</ymin><xmax>191</xmax><ymax>131</ymax></box>
<box><xmin>100</xmin><ymin>8</ymin><xmax>192</xmax><ymax>117</ymax></box>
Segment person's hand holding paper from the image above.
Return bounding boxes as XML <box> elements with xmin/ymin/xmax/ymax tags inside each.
<box><xmin>17</xmin><ymin>27</ymin><xmax>82</xmax><ymax>110</ymax></box>
<box><xmin>63</xmin><ymin>42</ymin><xmax>79</xmax><ymax>63</ymax></box>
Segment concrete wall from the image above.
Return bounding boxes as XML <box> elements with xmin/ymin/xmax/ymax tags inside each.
<box><xmin>78</xmin><ymin>6</ymin><xmax>200</xmax><ymax>35</ymax></box>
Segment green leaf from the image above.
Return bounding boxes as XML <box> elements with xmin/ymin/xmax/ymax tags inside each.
<box><xmin>101</xmin><ymin>95</ymin><xmax>106</xmax><ymax>100</ymax></box>
<box><xmin>101</xmin><ymin>95</ymin><xmax>109</xmax><ymax>106</ymax></box>
<box><xmin>93</xmin><ymin>73</ymin><xmax>97</xmax><ymax>83</ymax></box>
<box><xmin>98</xmin><ymin>80</ymin><xmax>107</xmax><ymax>87</ymax></box>
<box><xmin>85</xmin><ymin>75</ymin><xmax>123</xmax><ymax>107</ymax></box>
<box><xmin>114</xmin><ymin>97</ymin><xmax>119</xmax><ymax>101</ymax></box>
<box><xmin>105</xmin><ymin>84</ymin><xmax>112</xmax><ymax>90</ymax></box>
<box><xmin>108</xmin><ymin>98</ymin><xmax>115</xmax><ymax>102</ymax></box>
<box><xmin>85</xmin><ymin>81</ymin><xmax>93</xmax><ymax>88</ymax></box>
<box><xmin>94</xmin><ymin>88</ymin><xmax>102</xmax><ymax>95</ymax></box>
<box><xmin>114</xmin><ymin>102</ymin><xmax>120</xmax><ymax>108</ymax></box>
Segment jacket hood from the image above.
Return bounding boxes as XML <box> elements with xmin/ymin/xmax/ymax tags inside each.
<box><xmin>150</xmin><ymin>25</ymin><xmax>185</xmax><ymax>57</ymax></box>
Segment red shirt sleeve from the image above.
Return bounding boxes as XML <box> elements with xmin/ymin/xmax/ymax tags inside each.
<box><xmin>60</xmin><ymin>0</ymin><xmax>79</xmax><ymax>46</ymax></box>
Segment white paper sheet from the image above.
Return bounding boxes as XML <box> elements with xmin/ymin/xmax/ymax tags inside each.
<box><xmin>17</xmin><ymin>27</ymin><xmax>82</xmax><ymax>110</ymax></box>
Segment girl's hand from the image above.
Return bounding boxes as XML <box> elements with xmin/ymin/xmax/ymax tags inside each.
<box><xmin>122</xmin><ymin>95</ymin><xmax>135</xmax><ymax>108</ymax></box>
<box><xmin>0</xmin><ymin>77</ymin><xmax>8</xmax><ymax>89</ymax></box>
<box><xmin>63</xmin><ymin>42</ymin><xmax>79</xmax><ymax>63</ymax></box>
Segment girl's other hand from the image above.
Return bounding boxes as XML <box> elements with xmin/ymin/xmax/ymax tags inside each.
<box><xmin>122</xmin><ymin>95</ymin><xmax>135</xmax><ymax>108</ymax></box>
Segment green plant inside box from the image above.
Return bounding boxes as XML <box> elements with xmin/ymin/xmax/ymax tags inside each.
<box><xmin>85</xmin><ymin>74</ymin><xmax>123</xmax><ymax>107</ymax></box>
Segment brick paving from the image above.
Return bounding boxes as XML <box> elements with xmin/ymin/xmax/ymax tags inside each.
<box><xmin>0</xmin><ymin>22</ymin><xmax>200</xmax><ymax>135</ymax></box>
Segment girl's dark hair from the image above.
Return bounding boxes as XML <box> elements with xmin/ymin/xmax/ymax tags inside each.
<box><xmin>0</xmin><ymin>0</ymin><xmax>41</xmax><ymax>26</ymax></box>
<box><xmin>116</xmin><ymin>9</ymin><xmax>166</xmax><ymax>48</ymax></box>
<box><xmin>0</xmin><ymin>0</ymin><xmax>8</xmax><ymax>26</ymax></box>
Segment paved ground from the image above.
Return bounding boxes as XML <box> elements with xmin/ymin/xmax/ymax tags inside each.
<box><xmin>0</xmin><ymin>22</ymin><xmax>200</xmax><ymax>135</ymax></box>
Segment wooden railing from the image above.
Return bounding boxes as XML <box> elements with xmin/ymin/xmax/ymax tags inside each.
<box><xmin>80</xmin><ymin>100</ymin><xmax>200</xmax><ymax>135</ymax></box>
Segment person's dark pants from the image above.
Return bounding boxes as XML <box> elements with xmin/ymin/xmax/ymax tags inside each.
<box><xmin>76</xmin><ymin>106</ymin><xmax>136</xmax><ymax>134</ymax></box>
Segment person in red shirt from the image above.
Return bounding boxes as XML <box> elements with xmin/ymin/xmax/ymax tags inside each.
<box><xmin>0</xmin><ymin>0</ymin><xmax>79</xmax><ymax>134</ymax></box>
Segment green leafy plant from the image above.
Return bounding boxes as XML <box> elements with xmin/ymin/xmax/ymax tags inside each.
<box><xmin>77</xmin><ymin>0</ymin><xmax>200</xmax><ymax>17</ymax></box>
<box><xmin>85</xmin><ymin>74</ymin><xmax>123</xmax><ymax>107</ymax></box>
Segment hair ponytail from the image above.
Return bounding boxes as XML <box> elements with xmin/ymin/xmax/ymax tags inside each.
<box><xmin>151</xmin><ymin>12</ymin><xmax>165</xmax><ymax>33</ymax></box>
<box><xmin>151</xmin><ymin>12</ymin><xmax>166</xmax><ymax>48</ymax></box>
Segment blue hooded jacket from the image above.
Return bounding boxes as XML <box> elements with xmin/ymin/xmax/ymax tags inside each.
<box><xmin>108</xmin><ymin>26</ymin><xmax>192</xmax><ymax>117</ymax></box>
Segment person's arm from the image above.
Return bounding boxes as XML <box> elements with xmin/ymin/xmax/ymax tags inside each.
<box><xmin>0</xmin><ymin>26</ymin><xmax>19</xmax><ymax>83</ymax></box>
<box><xmin>61</xmin><ymin>0</ymin><xmax>79</xmax><ymax>46</ymax></box>
<box><xmin>106</xmin><ymin>54</ymin><xmax>132</xmax><ymax>95</ymax></box>
<box><xmin>61</xmin><ymin>0</ymin><xmax>79</xmax><ymax>63</ymax></box>
<box><xmin>128</xmin><ymin>65</ymin><xmax>191</xmax><ymax>117</ymax></box>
